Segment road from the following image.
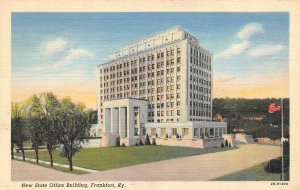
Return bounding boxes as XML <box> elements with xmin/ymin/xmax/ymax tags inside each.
<box><xmin>12</xmin><ymin>144</ymin><xmax>281</xmax><ymax>181</ymax></box>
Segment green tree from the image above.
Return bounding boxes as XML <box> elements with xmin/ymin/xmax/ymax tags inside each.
<box><xmin>39</xmin><ymin>92</ymin><xmax>60</xmax><ymax>167</ymax></box>
<box><xmin>152</xmin><ymin>138</ymin><xmax>156</xmax><ymax>146</ymax></box>
<box><xmin>116</xmin><ymin>137</ymin><xmax>121</xmax><ymax>147</ymax></box>
<box><xmin>11</xmin><ymin>103</ymin><xmax>28</xmax><ymax>161</ymax></box>
<box><xmin>54</xmin><ymin>98</ymin><xmax>91</xmax><ymax>171</ymax></box>
<box><xmin>145</xmin><ymin>134</ymin><xmax>151</xmax><ymax>145</ymax></box>
<box><xmin>25</xmin><ymin>95</ymin><xmax>44</xmax><ymax>164</ymax></box>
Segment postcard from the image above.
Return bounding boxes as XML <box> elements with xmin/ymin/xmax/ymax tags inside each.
<box><xmin>0</xmin><ymin>0</ymin><xmax>300</xmax><ymax>190</ymax></box>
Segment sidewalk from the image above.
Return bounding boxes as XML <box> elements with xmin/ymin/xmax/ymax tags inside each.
<box><xmin>14</xmin><ymin>156</ymin><xmax>98</xmax><ymax>173</ymax></box>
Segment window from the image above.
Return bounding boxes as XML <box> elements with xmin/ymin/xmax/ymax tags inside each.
<box><xmin>134</xmin><ymin>128</ymin><xmax>139</xmax><ymax>136</ymax></box>
<box><xmin>182</xmin><ymin>128</ymin><xmax>189</xmax><ymax>137</ymax></box>
<box><xmin>161</xmin><ymin>128</ymin><xmax>166</xmax><ymax>137</ymax></box>
<box><xmin>151</xmin><ymin>128</ymin><xmax>157</xmax><ymax>136</ymax></box>
<box><xmin>142</xmin><ymin>127</ymin><xmax>146</xmax><ymax>136</ymax></box>
<box><xmin>171</xmin><ymin>128</ymin><xmax>177</xmax><ymax>136</ymax></box>
<box><xmin>177</xmin><ymin>110</ymin><xmax>181</xmax><ymax>116</ymax></box>
<box><xmin>194</xmin><ymin>128</ymin><xmax>199</xmax><ymax>138</ymax></box>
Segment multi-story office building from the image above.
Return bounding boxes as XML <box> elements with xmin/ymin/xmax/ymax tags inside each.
<box><xmin>97</xmin><ymin>26</ymin><xmax>227</xmax><ymax>147</ymax></box>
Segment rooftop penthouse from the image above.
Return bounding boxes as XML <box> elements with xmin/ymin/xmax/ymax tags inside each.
<box><xmin>108</xmin><ymin>26</ymin><xmax>200</xmax><ymax>61</ymax></box>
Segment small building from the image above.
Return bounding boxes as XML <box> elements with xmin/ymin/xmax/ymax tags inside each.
<box><xmin>145</xmin><ymin>121</ymin><xmax>227</xmax><ymax>139</ymax></box>
<box><xmin>100</xmin><ymin>98</ymin><xmax>148</xmax><ymax>146</ymax></box>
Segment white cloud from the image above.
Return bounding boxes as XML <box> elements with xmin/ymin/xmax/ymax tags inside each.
<box><xmin>215</xmin><ymin>41</ymin><xmax>250</xmax><ymax>59</ymax></box>
<box><xmin>215</xmin><ymin>22</ymin><xmax>264</xmax><ymax>60</ymax></box>
<box><xmin>25</xmin><ymin>47</ymin><xmax>94</xmax><ymax>72</ymax></box>
<box><xmin>214</xmin><ymin>74</ymin><xmax>236</xmax><ymax>83</ymax></box>
<box><xmin>43</xmin><ymin>37</ymin><xmax>69</xmax><ymax>56</ymax></box>
<box><xmin>51</xmin><ymin>48</ymin><xmax>94</xmax><ymax>68</ymax></box>
<box><xmin>237</xmin><ymin>22</ymin><xmax>264</xmax><ymax>40</ymax></box>
<box><xmin>247</xmin><ymin>44</ymin><xmax>285</xmax><ymax>57</ymax></box>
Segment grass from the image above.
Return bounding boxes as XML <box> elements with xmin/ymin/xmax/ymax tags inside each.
<box><xmin>16</xmin><ymin>145</ymin><xmax>236</xmax><ymax>171</ymax></box>
<box><xmin>211</xmin><ymin>161</ymin><xmax>281</xmax><ymax>181</ymax></box>
<box><xmin>22</xmin><ymin>140</ymin><xmax>32</xmax><ymax>148</ymax></box>
<box><xmin>16</xmin><ymin>160</ymin><xmax>90</xmax><ymax>175</ymax></box>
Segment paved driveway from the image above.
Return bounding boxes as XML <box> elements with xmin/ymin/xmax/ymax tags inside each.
<box><xmin>12</xmin><ymin>144</ymin><xmax>281</xmax><ymax>181</ymax></box>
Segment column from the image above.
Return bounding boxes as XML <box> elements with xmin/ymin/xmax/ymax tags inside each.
<box><xmin>213</xmin><ymin>128</ymin><xmax>216</xmax><ymax>137</ymax></box>
<box><xmin>127</xmin><ymin>105</ymin><xmax>135</xmax><ymax>140</ymax></box>
<box><xmin>104</xmin><ymin>108</ymin><xmax>111</xmax><ymax>133</ymax></box>
<box><xmin>119</xmin><ymin>107</ymin><xmax>126</xmax><ymax>138</ymax></box>
<box><xmin>137</xmin><ymin>107</ymin><xmax>141</xmax><ymax>135</ymax></box>
<box><xmin>111</xmin><ymin>107</ymin><xmax>119</xmax><ymax>134</ymax></box>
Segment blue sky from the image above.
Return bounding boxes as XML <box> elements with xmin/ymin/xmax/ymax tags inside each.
<box><xmin>12</xmin><ymin>13</ymin><xmax>289</xmax><ymax>108</ymax></box>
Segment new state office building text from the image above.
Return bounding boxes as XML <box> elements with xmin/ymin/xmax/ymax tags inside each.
<box><xmin>97</xmin><ymin>26</ymin><xmax>228</xmax><ymax>147</ymax></box>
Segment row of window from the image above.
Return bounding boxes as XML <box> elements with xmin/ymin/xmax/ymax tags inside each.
<box><xmin>190</xmin><ymin>67</ymin><xmax>211</xmax><ymax>77</ymax></box>
<box><xmin>156</xmin><ymin>110</ymin><xmax>181</xmax><ymax>117</ymax></box>
<box><xmin>100</xmin><ymin>48</ymin><xmax>182</xmax><ymax>74</ymax></box>
<box><xmin>100</xmin><ymin>83</ymin><xmax>182</xmax><ymax>96</ymax></box>
<box><xmin>150</xmin><ymin>127</ymin><xmax>188</xmax><ymax>137</ymax></box>
<box><xmin>190</xmin><ymin>109</ymin><xmax>211</xmax><ymax>117</ymax></box>
<box><xmin>100</xmin><ymin>62</ymin><xmax>181</xmax><ymax>82</ymax></box>
<box><xmin>190</xmin><ymin>46</ymin><xmax>211</xmax><ymax>64</ymax></box>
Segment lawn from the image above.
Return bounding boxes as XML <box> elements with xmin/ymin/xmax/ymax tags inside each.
<box><xmin>16</xmin><ymin>145</ymin><xmax>235</xmax><ymax>171</ymax></box>
<box><xmin>211</xmin><ymin>161</ymin><xmax>281</xmax><ymax>181</ymax></box>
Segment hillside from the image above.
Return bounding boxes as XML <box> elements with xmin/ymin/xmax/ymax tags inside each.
<box><xmin>212</xmin><ymin>98</ymin><xmax>289</xmax><ymax>140</ymax></box>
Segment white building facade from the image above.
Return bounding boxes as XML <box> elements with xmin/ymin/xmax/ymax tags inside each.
<box><xmin>97</xmin><ymin>26</ymin><xmax>227</xmax><ymax>147</ymax></box>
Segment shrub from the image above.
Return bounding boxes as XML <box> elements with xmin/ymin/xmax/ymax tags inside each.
<box><xmin>145</xmin><ymin>134</ymin><xmax>151</xmax><ymax>145</ymax></box>
<box><xmin>225</xmin><ymin>140</ymin><xmax>228</xmax><ymax>147</ymax></box>
<box><xmin>139</xmin><ymin>139</ymin><xmax>144</xmax><ymax>146</ymax></box>
<box><xmin>152</xmin><ymin>138</ymin><xmax>156</xmax><ymax>145</ymax></box>
<box><xmin>116</xmin><ymin>137</ymin><xmax>120</xmax><ymax>147</ymax></box>
<box><xmin>265</xmin><ymin>141</ymin><xmax>290</xmax><ymax>176</ymax></box>
<box><xmin>264</xmin><ymin>157</ymin><xmax>289</xmax><ymax>173</ymax></box>
<box><xmin>135</xmin><ymin>142</ymin><xmax>139</xmax><ymax>146</ymax></box>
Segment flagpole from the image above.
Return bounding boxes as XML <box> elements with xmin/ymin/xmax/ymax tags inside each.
<box><xmin>281</xmin><ymin>98</ymin><xmax>284</xmax><ymax>181</ymax></box>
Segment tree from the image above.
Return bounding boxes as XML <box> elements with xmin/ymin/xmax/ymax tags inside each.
<box><xmin>87</xmin><ymin>109</ymin><xmax>98</xmax><ymax>124</ymax></box>
<box><xmin>25</xmin><ymin>95</ymin><xmax>44</xmax><ymax>164</ymax></box>
<box><xmin>116</xmin><ymin>137</ymin><xmax>120</xmax><ymax>147</ymax></box>
<box><xmin>145</xmin><ymin>134</ymin><xmax>151</xmax><ymax>145</ymax></box>
<box><xmin>11</xmin><ymin>103</ymin><xmax>28</xmax><ymax>161</ymax></box>
<box><xmin>152</xmin><ymin>138</ymin><xmax>156</xmax><ymax>145</ymax></box>
<box><xmin>225</xmin><ymin>140</ymin><xmax>228</xmax><ymax>147</ymax></box>
<box><xmin>54</xmin><ymin>98</ymin><xmax>91</xmax><ymax>171</ymax></box>
<box><xmin>39</xmin><ymin>92</ymin><xmax>60</xmax><ymax>167</ymax></box>
<box><xmin>139</xmin><ymin>139</ymin><xmax>144</xmax><ymax>146</ymax></box>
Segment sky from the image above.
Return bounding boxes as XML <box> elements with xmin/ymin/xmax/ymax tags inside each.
<box><xmin>12</xmin><ymin>13</ymin><xmax>289</xmax><ymax>109</ymax></box>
